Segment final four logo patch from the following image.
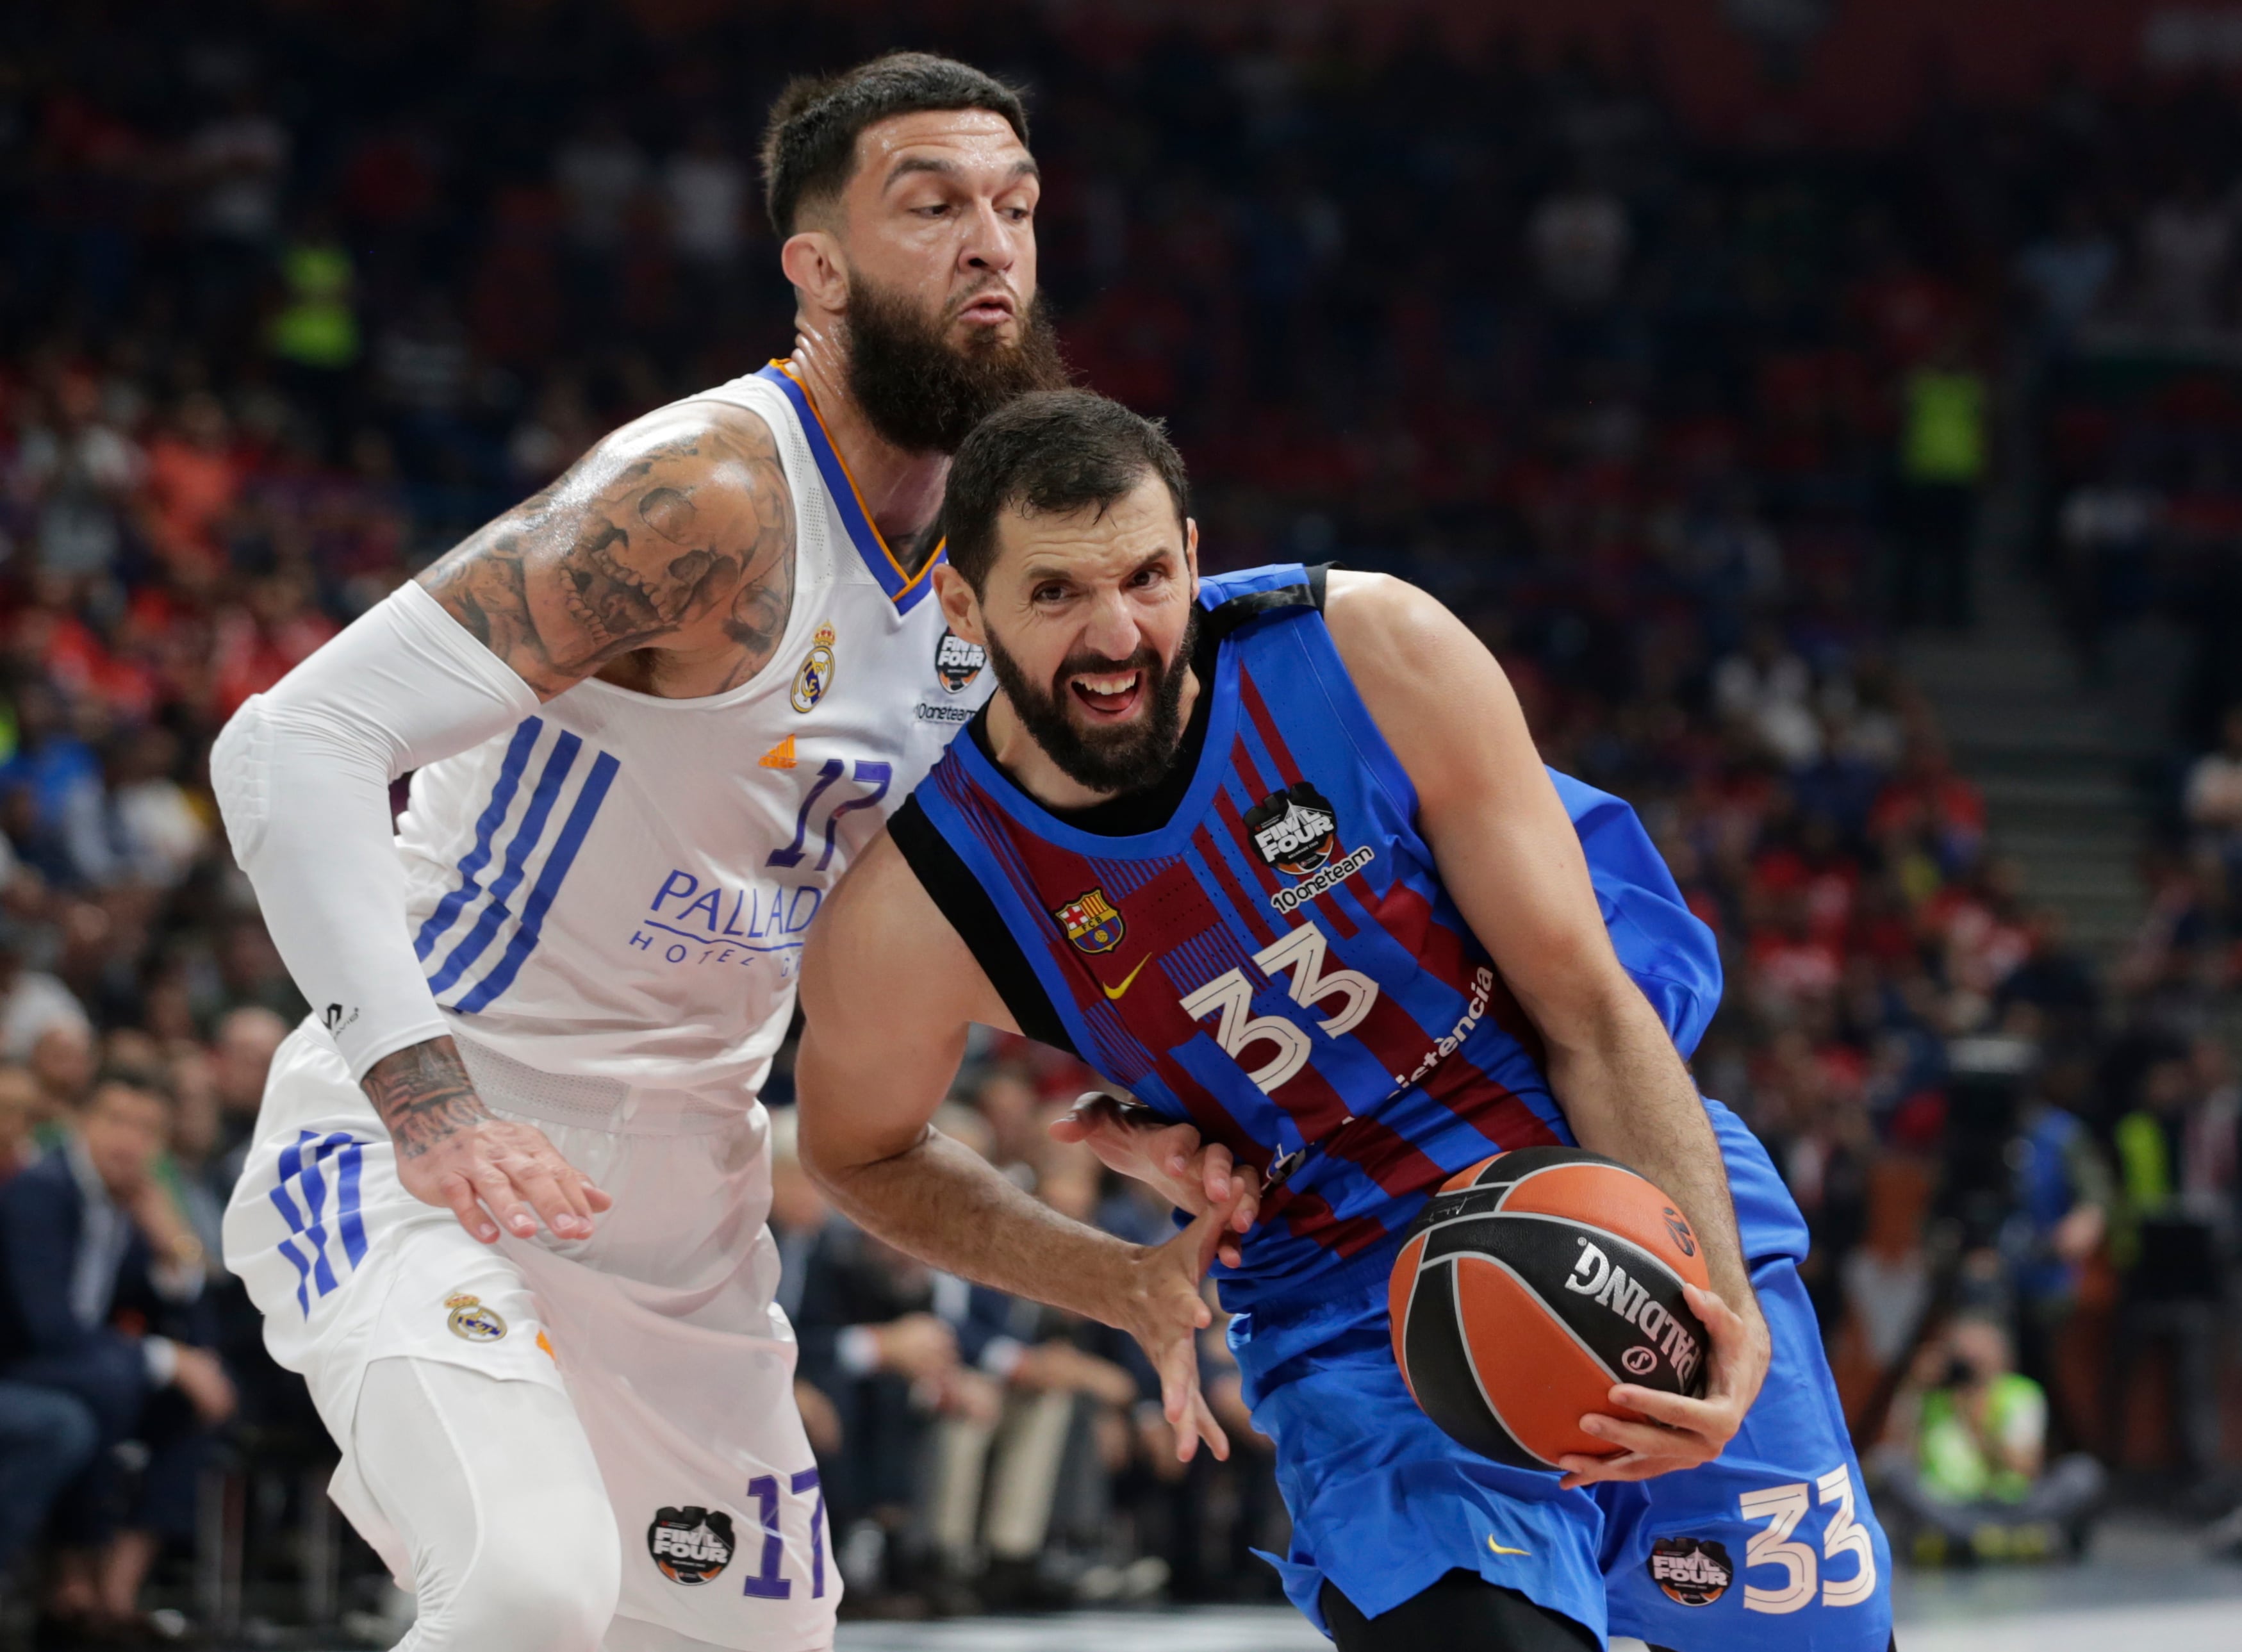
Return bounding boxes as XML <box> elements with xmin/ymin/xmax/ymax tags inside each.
<box><xmin>1055</xmin><ymin>888</ymin><xmax>1126</xmax><ymax>954</ymax></box>
<box><xmin>1647</xmin><ymin>1535</ymin><xmax>1733</xmax><ymax>1606</ymax></box>
<box><xmin>935</xmin><ymin>629</ymin><xmax>986</xmax><ymax>693</ymax></box>
<box><xmin>791</xmin><ymin>622</ymin><xmax>837</xmax><ymax>714</ymax></box>
<box><xmin>1244</xmin><ymin>780</ymin><xmax>1376</xmax><ymax>914</ymax></box>
<box><xmin>648</xmin><ymin>1506</ymin><xmax>736</xmax><ymax>1585</ymax></box>
<box><xmin>1245</xmin><ymin>781</ymin><xmax>1340</xmax><ymax>875</ymax></box>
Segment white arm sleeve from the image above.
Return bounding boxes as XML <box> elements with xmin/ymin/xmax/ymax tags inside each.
<box><xmin>211</xmin><ymin>581</ymin><xmax>541</xmax><ymax>1082</ymax></box>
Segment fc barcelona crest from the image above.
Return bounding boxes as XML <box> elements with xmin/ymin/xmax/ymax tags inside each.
<box><xmin>1055</xmin><ymin>888</ymin><xmax>1126</xmax><ymax>954</ymax></box>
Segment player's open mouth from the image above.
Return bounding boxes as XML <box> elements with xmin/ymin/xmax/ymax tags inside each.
<box><xmin>1070</xmin><ymin>669</ymin><xmax>1142</xmax><ymax>718</ymax></box>
<box><xmin>959</xmin><ymin>295</ymin><xmax>1016</xmax><ymax>325</ymax></box>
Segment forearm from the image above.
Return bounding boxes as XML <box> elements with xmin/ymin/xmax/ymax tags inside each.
<box><xmin>359</xmin><ymin>1037</ymin><xmax>497</xmax><ymax>1160</ymax></box>
<box><xmin>1548</xmin><ymin>987</ymin><xmax>1762</xmax><ymax>1326</ymax></box>
<box><xmin>812</xmin><ymin>1128</ymin><xmax>1145</xmax><ymax>1330</ymax></box>
<box><xmin>210</xmin><ymin>582</ymin><xmax>537</xmax><ymax>1080</ymax></box>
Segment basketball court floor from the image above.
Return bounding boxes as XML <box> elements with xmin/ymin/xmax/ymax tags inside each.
<box><xmin>202</xmin><ymin>1512</ymin><xmax>2241</xmax><ymax>1650</ymax></box>
<box><xmin>829</xmin><ymin>1517</ymin><xmax>2242</xmax><ymax>1652</ymax></box>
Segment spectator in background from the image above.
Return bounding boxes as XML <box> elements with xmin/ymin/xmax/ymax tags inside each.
<box><xmin>1881</xmin><ymin>1314</ymin><xmax>2105</xmax><ymax>1563</ymax></box>
<box><xmin>664</xmin><ymin>118</ymin><xmax>748</xmax><ymax>274</ymax></box>
<box><xmin>2182</xmin><ymin>704</ymin><xmax>2242</xmax><ymax>889</ymax></box>
<box><xmin>0</xmin><ymin>681</ymin><xmax>110</xmax><ymax>889</ymax></box>
<box><xmin>13</xmin><ymin>371</ymin><xmax>144</xmax><ymax>582</ymax></box>
<box><xmin>2135</xmin><ymin>173</ymin><xmax>2232</xmax><ymax>335</ymax></box>
<box><xmin>1994</xmin><ymin>909</ymin><xmax>2100</xmax><ymax>1045</ymax></box>
<box><xmin>0</xmin><ymin>1065</ymin><xmax>42</xmax><ymax>1184</ymax></box>
<box><xmin>0</xmin><ymin>931</ymin><xmax>90</xmax><ymax>1064</ymax></box>
<box><xmin>0</xmin><ymin>1373</ymin><xmax>97</xmax><ymax>1596</ymax></box>
<box><xmin>971</xmin><ymin>1064</ymin><xmax>1049</xmax><ymax>1175</ymax></box>
<box><xmin>204</xmin><ymin>1005</ymin><xmax>287</xmax><ymax>1200</ymax></box>
<box><xmin>1714</xmin><ymin>624</ymin><xmax>1823</xmax><ymax>768</ymax></box>
<box><xmin>556</xmin><ymin>110</ymin><xmax>646</xmax><ymax>253</ymax></box>
<box><xmin>789</xmin><ymin>1136</ymin><xmax>975</xmax><ymax>1607</ymax></box>
<box><xmin>137</xmin><ymin>392</ymin><xmax>241</xmax><ymax>588</ymax></box>
<box><xmin>763</xmin><ymin>1109</ymin><xmax>843</xmax><ymax>1460</ymax></box>
<box><xmin>1893</xmin><ymin>333</ymin><xmax>1989</xmax><ymax>629</ymax></box>
<box><xmin>2000</xmin><ymin>1068</ymin><xmax>2113</xmax><ymax>1439</ymax></box>
<box><xmin>555</xmin><ymin>108</ymin><xmax>645</xmax><ymax>328</ymax></box>
<box><xmin>2107</xmin><ymin>1043</ymin><xmax>2233</xmax><ymax>1487</ymax></box>
<box><xmin>266</xmin><ymin>211</ymin><xmax>363</xmax><ymax>435</ymax></box>
<box><xmin>184</xmin><ymin>87</ymin><xmax>289</xmax><ymax>250</ymax></box>
<box><xmin>102</xmin><ymin>725</ymin><xmax>208</xmax><ymax>891</ymax></box>
<box><xmin>29</xmin><ymin>1020</ymin><xmax>95</xmax><ymax>1120</ymax></box>
<box><xmin>2014</xmin><ymin>199</ymin><xmax>2118</xmax><ymax>349</ymax></box>
<box><xmin>1527</xmin><ymin>170</ymin><xmax>1631</xmax><ymax>311</ymax></box>
<box><xmin>0</xmin><ymin>1071</ymin><xmax>235</xmax><ymax>1639</ymax></box>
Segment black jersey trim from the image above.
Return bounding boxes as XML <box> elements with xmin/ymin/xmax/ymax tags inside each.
<box><xmin>1198</xmin><ymin>562</ymin><xmax>1330</xmax><ymax>644</ymax></box>
<box><xmin>887</xmin><ymin>795</ymin><xmax>1080</xmax><ymax>1057</ymax></box>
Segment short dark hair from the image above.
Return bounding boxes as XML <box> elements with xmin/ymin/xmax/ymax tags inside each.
<box><xmin>939</xmin><ymin>390</ymin><xmax>1191</xmax><ymax>591</ymax></box>
<box><xmin>86</xmin><ymin>1067</ymin><xmax>171</xmax><ymax>1111</ymax></box>
<box><xmin>761</xmin><ymin>53</ymin><xmax>1030</xmax><ymax>238</ymax></box>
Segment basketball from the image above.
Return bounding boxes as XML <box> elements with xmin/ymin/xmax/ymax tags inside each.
<box><xmin>1389</xmin><ymin>1147</ymin><xmax>1715</xmax><ymax>1472</ymax></box>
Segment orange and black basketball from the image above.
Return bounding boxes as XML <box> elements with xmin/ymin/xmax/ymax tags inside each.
<box><xmin>1388</xmin><ymin>1146</ymin><xmax>1713</xmax><ymax>1472</ymax></box>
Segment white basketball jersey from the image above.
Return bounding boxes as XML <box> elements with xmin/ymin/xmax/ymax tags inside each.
<box><xmin>393</xmin><ymin>363</ymin><xmax>991</xmax><ymax>1102</ymax></box>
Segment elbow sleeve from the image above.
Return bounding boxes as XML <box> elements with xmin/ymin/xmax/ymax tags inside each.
<box><xmin>212</xmin><ymin>581</ymin><xmax>540</xmax><ymax>1080</ymax></box>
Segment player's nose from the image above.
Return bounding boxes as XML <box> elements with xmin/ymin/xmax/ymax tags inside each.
<box><xmin>1079</xmin><ymin>589</ymin><xmax>1144</xmax><ymax>661</ymax></box>
<box><xmin>959</xmin><ymin>197</ymin><xmax>1019</xmax><ymax>272</ymax></box>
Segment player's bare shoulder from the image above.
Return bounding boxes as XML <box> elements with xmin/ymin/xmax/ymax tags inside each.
<box><xmin>417</xmin><ymin>397</ymin><xmax>796</xmax><ymax>699</ymax></box>
<box><xmin>1321</xmin><ymin>569</ymin><xmax>1458</xmax><ymax>678</ymax></box>
<box><xmin>1321</xmin><ymin>568</ymin><xmax>1533</xmax><ymax>810</ymax></box>
<box><xmin>804</xmin><ymin>828</ymin><xmax>1018</xmax><ymax>1037</ymax></box>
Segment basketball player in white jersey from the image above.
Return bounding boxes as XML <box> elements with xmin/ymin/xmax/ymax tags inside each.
<box><xmin>211</xmin><ymin>54</ymin><xmax>1063</xmax><ymax>1652</ymax></box>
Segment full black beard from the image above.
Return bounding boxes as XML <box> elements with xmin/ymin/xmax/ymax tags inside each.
<box><xmin>985</xmin><ymin>607</ymin><xmax>1199</xmax><ymax>796</ymax></box>
<box><xmin>842</xmin><ymin>276</ymin><xmax>1069</xmax><ymax>454</ymax></box>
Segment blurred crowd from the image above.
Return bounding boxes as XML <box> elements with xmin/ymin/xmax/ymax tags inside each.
<box><xmin>4</xmin><ymin>0</ymin><xmax>2242</xmax><ymax>1633</ymax></box>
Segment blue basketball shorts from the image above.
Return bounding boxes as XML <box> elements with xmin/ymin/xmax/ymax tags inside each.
<box><xmin>1232</xmin><ymin>1251</ymin><xmax>1893</xmax><ymax>1650</ymax></box>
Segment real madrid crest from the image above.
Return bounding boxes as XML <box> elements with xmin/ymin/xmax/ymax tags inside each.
<box><xmin>791</xmin><ymin>622</ymin><xmax>837</xmax><ymax>714</ymax></box>
<box><xmin>445</xmin><ymin>1291</ymin><xmax>507</xmax><ymax>1343</ymax></box>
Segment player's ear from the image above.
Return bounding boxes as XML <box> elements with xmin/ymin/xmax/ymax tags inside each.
<box><xmin>1184</xmin><ymin>518</ymin><xmax>1199</xmax><ymax>598</ymax></box>
<box><xmin>933</xmin><ymin>564</ymin><xmax>985</xmax><ymax>645</ymax></box>
<box><xmin>780</xmin><ymin>230</ymin><xmax>850</xmax><ymax>317</ymax></box>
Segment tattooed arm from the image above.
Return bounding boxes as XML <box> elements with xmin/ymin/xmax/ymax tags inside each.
<box><xmin>419</xmin><ymin>401</ymin><xmax>797</xmax><ymax>699</ymax></box>
<box><xmin>361</xmin><ymin>1038</ymin><xmax>611</xmax><ymax>1244</ymax></box>
<box><xmin>331</xmin><ymin>402</ymin><xmax>796</xmax><ymax>1236</ymax></box>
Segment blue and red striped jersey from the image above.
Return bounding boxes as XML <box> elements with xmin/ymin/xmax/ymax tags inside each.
<box><xmin>896</xmin><ymin>565</ymin><xmax>1726</xmax><ymax>1307</ymax></box>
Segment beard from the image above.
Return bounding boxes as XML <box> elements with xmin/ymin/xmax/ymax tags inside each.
<box><xmin>984</xmin><ymin>607</ymin><xmax>1200</xmax><ymax>797</ymax></box>
<box><xmin>842</xmin><ymin>274</ymin><xmax>1069</xmax><ymax>454</ymax></box>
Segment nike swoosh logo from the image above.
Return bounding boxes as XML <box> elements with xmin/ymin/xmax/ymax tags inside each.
<box><xmin>1487</xmin><ymin>1538</ymin><xmax>1531</xmax><ymax>1557</ymax></box>
<box><xmin>1102</xmin><ymin>958</ymin><xmax>1150</xmax><ymax>1000</ymax></box>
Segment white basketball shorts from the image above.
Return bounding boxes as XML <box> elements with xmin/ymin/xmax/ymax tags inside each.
<box><xmin>220</xmin><ymin>1021</ymin><xmax>836</xmax><ymax>1651</ymax></box>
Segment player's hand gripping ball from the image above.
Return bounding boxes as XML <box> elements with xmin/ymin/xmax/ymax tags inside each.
<box><xmin>1389</xmin><ymin>1147</ymin><xmax>1711</xmax><ymax>1472</ymax></box>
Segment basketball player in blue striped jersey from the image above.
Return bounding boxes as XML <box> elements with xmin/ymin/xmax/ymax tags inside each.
<box><xmin>795</xmin><ymin>391</ymin><xmax>1893</xmax><ymax>1651</ymax></box>
<box><xmin>210</xmin><ymin>56</ymin><xmax>1064</xmax><ymax>1652</ymax></box>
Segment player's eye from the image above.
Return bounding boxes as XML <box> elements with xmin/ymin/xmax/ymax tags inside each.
<box><xmin>1033</xmin><ymin>583</ymin><xmax>1067</xmax><ymax>604</ymax></box>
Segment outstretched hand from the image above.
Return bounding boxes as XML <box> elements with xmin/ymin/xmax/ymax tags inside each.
<box><xmin>1050</xmin><ymin>1093</ymin><xmax>1260</xmax><ymax>1267</ymax></box>
<box><xmin>1554</xmin><ymin>1281</ymin><xmax>1770</xmax><ymax>1490</ymax></box>
<box><xmin>1117</xmin><ymin>1189</ymin><xmax>1245</xmax><ymax>1464</ymax></box>
<box><xmin>399</xmin><ymin>1115</ymin><xmax>614</xmax><ymax>1244</ymax></box>
<box><xmin>364</xmin><ymin>1038</ymin><xmax>612</xmax><ymax>1244</ymax></box>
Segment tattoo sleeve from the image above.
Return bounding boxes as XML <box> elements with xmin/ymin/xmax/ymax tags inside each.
<box><xmin>360</xmin><ymin>1037</ymin><xmax>493</xmax><ymax>1160</ymax></box>
<box><xmin>417</xmin><ymin>405</ymin><xmax>796</xmax><ymax>697</ymax></box>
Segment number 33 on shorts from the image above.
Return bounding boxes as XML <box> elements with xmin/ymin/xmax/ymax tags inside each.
<box><xmin>1736</xmin><ymin>1464</ymin><xmax>1879</xmax><ymax>1614</ymax></box>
